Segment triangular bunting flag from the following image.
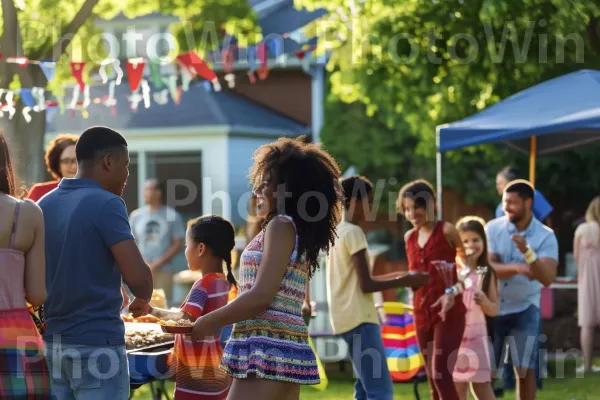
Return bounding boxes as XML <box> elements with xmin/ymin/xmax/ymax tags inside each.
<box><xmin>32</xmin><ymin>87</ymin><xmax>46</xmax><ymax>112</ymax></box>
<box><xmin>176</xmin><ymin>51</ymin><xmax>217</xmax><ymax>81</ymax></box>
<box><xmin>39</xmin><ymin>61</ymin><xmax>56</xmax><ymax>82</ymax></box>
<box><xmin>180</xmin><ymin>67</ymin><xmax>193</xmax><ymax>92</ymax></box>
<box><xmin>247</xmin><ymin>46</ymin><xmax>257</xmax><ymax>72</ymax></box>
<box><xmin>258</xmin><ymin>66</ymin><xmax>269</xmax><ymax>80</ymax></box>
<box><xmin>162</xmin><ymin>75</ymin><xmax>180</xmax><ymax>104</ymax></box>
<box><xmin>126</xmin><ymin>58</ymin><xmax>146</xmax><ymax>92</ymax></box>
<box><xmin>7</xmin><ymin>57</ymin><xmax>29</xmax><ymax>69</ymax></box>
<box><xmin>288</xmin><ymin>29</ymin><xmax>309</xmax><ymax>45</ymax></box>
<box><xmin>257</xmin><ymin>43</ymin><xmax>268</xmax><ymax>68</ymax></box>
<box><xmin>222</xmin><ymin>48</ymin><xmax>235</xmax><ymax>73</ymax></box>
<box><xmin>149</xmin><ymin>60</ymin><xmax>164</xmax><ymax>89</ymax></box>
<box><xmin>70</xmin><ymin>62</ymin><xmax>86</xmax><ymax>91</ymax></box>
<box><xmin>247</xmin><ymin>70</ymin><xmax>257</xmax><ymax>84</ymax></box>
<box><xmin>265</xmin><ymin>37</ymin><xmax>284</xmax><ymax>57</ymax></box>
<box><xmin>20</xmin><ymin>89</ymin><xmax>35</xmax><ymax>108</ymax></box>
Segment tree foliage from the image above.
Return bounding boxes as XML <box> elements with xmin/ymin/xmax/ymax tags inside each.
<box><xmin>305</xmin><ymin>0</ymin><xmax>600</xmax><ymax>210</ymax></box>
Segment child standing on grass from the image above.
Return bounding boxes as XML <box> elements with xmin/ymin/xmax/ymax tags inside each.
<box><xmin>131</xmin><ymin>215</ymin><xmax>236</xmax><ymax>400</ymax></box>
<box><xmin>452</xmin><ymin>216</ymin><xmax>499</xmax><ymax>400</ymax></box>
<box><xmin>327</xmin><ymin>176</ymin><xmax>429</xmax><ymax>400</ymax></box>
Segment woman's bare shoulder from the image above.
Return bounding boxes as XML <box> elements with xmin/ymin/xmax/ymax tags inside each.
<box><xmin>18</xmin><ymin>199</ymin><xmax>43</xmax><ymax>225</ymax></box>
<box><xmin>404</xmin><ymin>228</ymin><xmax>415</xmax><ymax>243</ymax></box>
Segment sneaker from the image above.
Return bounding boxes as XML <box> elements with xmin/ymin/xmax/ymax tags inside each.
<box><xmin>575</xmin><ymin>365</ymin><xmax>600</xmax><ymax>374</ymax></box>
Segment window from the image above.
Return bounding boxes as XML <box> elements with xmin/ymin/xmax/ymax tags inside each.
<box><xmin>146</xmin><ymin>151</ymin><xmax>203</xmax><ymax>222</ymax></box>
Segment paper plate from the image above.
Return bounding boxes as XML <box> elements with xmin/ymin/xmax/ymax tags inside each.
<box><xmin>160</xmin><ymin>325</ymin><xmax>193</xmax><ymax>334</ymax></box>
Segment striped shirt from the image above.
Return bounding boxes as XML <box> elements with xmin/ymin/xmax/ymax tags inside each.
<box><xmin>171</xmin><ymin>273</ymin><xmax>232</xmax><ymax>400</ymax></box>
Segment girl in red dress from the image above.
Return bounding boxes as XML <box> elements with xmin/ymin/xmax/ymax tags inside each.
<box><xmin>397</xmin><ymin>179</ymin><xmax>467</xmax><ymax>400</ymax></box>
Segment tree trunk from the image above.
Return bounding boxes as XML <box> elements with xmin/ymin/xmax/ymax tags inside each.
<box><xmin>1</xmin><ymin>106</ymin><xmax>47</xmax><ymax>190</ymax></box>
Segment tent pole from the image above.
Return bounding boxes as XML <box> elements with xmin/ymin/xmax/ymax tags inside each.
<box><xmin>529</xmin><ymin>136</ymin><xmax>537</xmax><ymax>186</ymax></box>
<box><xmin>436</xmin><ymin>127</ymin><xmax>443</xmax><ymax>219</ymax></box>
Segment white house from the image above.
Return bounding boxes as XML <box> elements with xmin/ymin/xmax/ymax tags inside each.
<box><xmin>45</xmin><ymin>0</ymin><xmax>326</xmax><ymax>228</ymax></box>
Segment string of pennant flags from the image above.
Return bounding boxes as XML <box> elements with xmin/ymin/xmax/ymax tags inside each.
<box><xmin>0</xmin><ymin>35</ymin><xmax>318</xmax><ymax>122</ymax></box>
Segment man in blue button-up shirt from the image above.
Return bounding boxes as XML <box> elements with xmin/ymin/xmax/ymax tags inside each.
<box><xmin>485</xmin><ymin>180</ymin><xmax>558</xmax><ymax>400</ymax></box>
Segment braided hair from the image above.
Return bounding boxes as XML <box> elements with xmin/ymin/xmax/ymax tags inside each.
<box><xmin>187</xmin><ymin>214</ymin><xmax>237</xmax><ymax>288</ymax></box>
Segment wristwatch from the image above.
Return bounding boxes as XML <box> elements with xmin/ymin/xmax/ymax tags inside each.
<box><xmin>445</xmin><ymin>286</ymin><xmax>457</xmax><ymax>295</ymax></box>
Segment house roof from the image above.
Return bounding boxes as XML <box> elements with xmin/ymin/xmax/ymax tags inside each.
<box><xmin>258</xmin><ymin>0</ymin><xmax>326</xmax><ymax>35</ymax></box>
<box><xmin>207</xmin><ymin>0</ymin><xmax>325</xmax><ymax>63</ymax></box>
<box><xmin>46</xmin><ymin>82</ymin><xmax>309</xmax><ymax>136</ymax></box>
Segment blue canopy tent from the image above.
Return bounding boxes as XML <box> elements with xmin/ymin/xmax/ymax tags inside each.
<box><xmin>435</xmin><ymin>69</ymin><xmax>600</xmax><ymax>217</ymax></box>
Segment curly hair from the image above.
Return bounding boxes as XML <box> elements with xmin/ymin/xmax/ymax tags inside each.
<box><xmin>249</xmin><ymin>136</ymin><xmax>343</xmax><ymax>277</ymax></box>
<box><xmin>45</xmin><ymin>134</ymin><xmax>78</xmax><ymax>180</ymax></box>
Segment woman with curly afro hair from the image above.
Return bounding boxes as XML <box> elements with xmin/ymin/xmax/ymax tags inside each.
<box><xmin>27</xmin><ymin>134</ymin><xmax>78</xmax><ymax>202</ymax></box>
<box><xmin>191</xmin><ymin>136</ymin><xmax>343</xmax><ymax>399</ymax></box>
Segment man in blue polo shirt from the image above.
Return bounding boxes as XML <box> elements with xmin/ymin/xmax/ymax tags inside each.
<box><xmin>39</xmin><ymin>126</ymin><xmax>153</xmax><ymax>400</ymax></box>
<box><xmin>486</xmin><ymin>180</ymin><xmax>558</xmax><ymax>400</ymax></box>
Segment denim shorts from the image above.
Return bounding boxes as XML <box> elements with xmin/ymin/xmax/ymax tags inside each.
<box><xmin>491</xmin><ymin>304</ymin><xmax>540</xmax><ymax>370</ymax></box>
<box><xmin>45</xmin><ymin>341</ymin><xmax>129</xmax><ymax>400</ymax></box>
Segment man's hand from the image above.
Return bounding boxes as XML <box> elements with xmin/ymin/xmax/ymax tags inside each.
<box><xmin>511</xmin><ymin>234</ymin><xmax>528</xmax><ymax>254</ymax></box>
<box><xmin>129</xmin><ymin>298</ymin><xmax>152</xmax><ymax>318</ymax></box>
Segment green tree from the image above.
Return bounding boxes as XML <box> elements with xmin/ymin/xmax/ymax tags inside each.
<box><xmin>303</xmin><ymin>0</ymin><xmax>600</xmax><ymax>207</ymax></box>
<box><xmin>0</xmin><ymin>0</ymin><xmax>256</xmax><ymax>185</ymax></box>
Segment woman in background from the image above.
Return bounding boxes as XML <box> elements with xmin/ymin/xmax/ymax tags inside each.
<box><xmin>27</xmin><ymin>134</ymin><xmax>78</xmax><ymax>201</ymax></box>
<box><xmin>0</xmin><ymin>133</ymin><xmax>50</xmax><ymax>398</ymax></box>
<box><xmin>574</xmin><ymin>196</ymin><xmax>600</xmax><ymax>373</ymax></box>
<box><xmin>398</xmin><ymin>179</ymin><xmax>467</xmax><ymax>400</ymax></box>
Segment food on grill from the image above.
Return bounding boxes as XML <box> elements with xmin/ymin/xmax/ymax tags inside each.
<box><xmin>125</xmin><ymin>322</ymin><xmax>173</xmax><ymax>350</ymax></box>
<box><xmin>121</xmin><ymin>314</ymin><xmax>161</xmax><ymax>323</ymax></box>
<box><xmin>159</xmin><ymin>319</ymin><xmax>194</xmax><ymax>327</ymax></box>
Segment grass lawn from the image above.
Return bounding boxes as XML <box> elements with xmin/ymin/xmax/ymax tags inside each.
<box><xmin>131</xmin><ymin>359</ymin><xmax>598</xmax><ymax>399</ymax></box>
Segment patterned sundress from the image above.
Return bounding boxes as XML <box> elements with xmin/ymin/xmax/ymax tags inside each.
<box><xmin>220</xmin><ymin>215</ymin><xmax>319</xmax><ymax>384</ymax></box>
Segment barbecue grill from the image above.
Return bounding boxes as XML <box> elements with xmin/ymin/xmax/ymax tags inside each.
<box><xmin>128</xmin><ymin>340</ymin><xmax>174</xmax><ymax>400</ymax></box>
<box><xmin>125</xmin><ymin>318</ymin><xmax>176</xmax><ymax>400</ymax></box>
